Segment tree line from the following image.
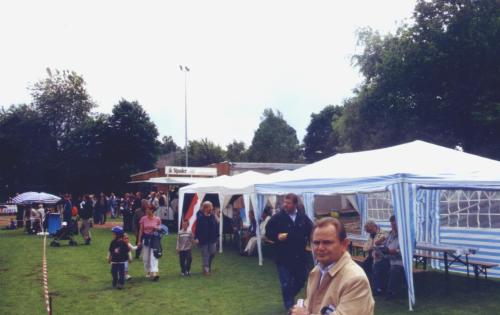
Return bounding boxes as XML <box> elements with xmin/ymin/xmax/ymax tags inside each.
<box><xmin>0</xmin><ymin>68</ymin><xmax>303</xmax><ymax>197</ymax></box>
<box><xmin>1</xmin><ymin>0</ymin><xmax>499</xmax><ymax>198</ymax></box>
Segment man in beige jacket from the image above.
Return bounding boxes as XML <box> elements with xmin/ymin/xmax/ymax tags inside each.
<box><xmin>291</xmin><ymin>217</ymin><xmax>374</xmax><ymax>315</ymax></box>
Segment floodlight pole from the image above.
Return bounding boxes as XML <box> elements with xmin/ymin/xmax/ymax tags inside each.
<box><xmin>179</xmin><ymin>65</ymin><xmax>190</xmax><ymax>167</ymax></box>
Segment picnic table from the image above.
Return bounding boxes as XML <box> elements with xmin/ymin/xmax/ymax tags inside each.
<box><xmin>347</xmin><ymin>234</ymin><xmax>498</xmax><ymax>284</ymax></box>
<box><xmin>414</xmin><ymin>242</ymin><xmax>497</xmax><ymax>284</ymax></box>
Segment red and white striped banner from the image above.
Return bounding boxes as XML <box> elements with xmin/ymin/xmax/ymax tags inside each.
<box><xmin>185</xmin><ymin>193</ymin><xmax>203</xmax><ymax>234</ymax></box>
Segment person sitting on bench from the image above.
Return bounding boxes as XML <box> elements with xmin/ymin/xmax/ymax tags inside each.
<box><xmin>362</xmin><ymin>220</ymin><xmax>387</xmax><ymax>281</ymax></box>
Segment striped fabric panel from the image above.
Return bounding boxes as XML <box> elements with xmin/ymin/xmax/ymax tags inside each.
<box><xmin>388</xmin><ymin>183</ymin><xmax>417</xmax><ymax>311</ymax></box>
<box><xmin>438</xmin><ymin>227</ymin><xmax>500</xmax><ymax>277</ymax></box>
<box><xmin>417</xmin><ymin>189</ymin><xmax>442</xmax><ymax>269</ymax></box>
<box><xmin>302</xmin><ymin>192</ymin><xmax>315</xmax><ymax>222</ymax></box>
<box><xmin>255</xmin><ymin>193</ymin><xmax>266</xmax><ymax>266</ymax></box>
<box><xmin>356</xmin><ymin>194</ymin><xmax>368</xmax><ymax>237</ymax></box>
<box><xmin>186</xmin><ymin>193</ymin><xmax>203</xmax><ymax>235</ymax></box>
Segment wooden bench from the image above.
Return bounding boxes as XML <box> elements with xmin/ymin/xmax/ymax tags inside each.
<box><xmin>414</xmin><ymin>252</ymin><xmax>498</xmax><ymax>285</ymax></box>
<box><xmin>467</xmin><ymin>260</ymin><xmax>498</xmax><ymax>280</ymax></box>
<box><xmin>413</xmin><ymin>252</ymin><xmax>446</xmax><ymax>270</ymax></box>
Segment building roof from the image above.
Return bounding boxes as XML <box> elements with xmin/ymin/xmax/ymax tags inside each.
<box><xmin>229</xmin><ymin>162</ymin><xmax>306</xmax><ymax>171</ymax></box>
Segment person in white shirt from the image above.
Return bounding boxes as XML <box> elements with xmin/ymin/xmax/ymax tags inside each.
<box><xmin>243</xmin><ymin>207</ymin><xmax>272</xmax><ymax>255</ymax></box>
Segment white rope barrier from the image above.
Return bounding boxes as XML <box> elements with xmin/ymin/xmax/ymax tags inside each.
<box><xmin>42</xmin><ymin>234</ymin><xmax>51</xmax><ymax>315</ymax></box>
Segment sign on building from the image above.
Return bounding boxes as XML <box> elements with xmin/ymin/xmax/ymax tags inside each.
<box><xmin>165</xmin><ymin>166</ymin><xmax>217</xmax><ymax>177</ymax></box>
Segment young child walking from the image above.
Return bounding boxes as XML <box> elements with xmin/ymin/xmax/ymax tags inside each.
<box><xmin>123</xmin><ymin>233</ymin><xmax>137</xmax><ymax>280</ymax></box>
<box><xmin>108</xmin><ymin>226</ymin><xmax>130</xmax><ymax>289</ymax></box>
<box><xmin>176</xmin><ymin>220</ymin><xmax>193</xmax><ymax>276</ymax></box>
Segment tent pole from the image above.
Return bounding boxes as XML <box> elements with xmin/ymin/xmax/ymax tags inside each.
<box><xmin>218</xmin><ymin>193</ymin><xmax>224</xmax><ymax>253</ymax></box>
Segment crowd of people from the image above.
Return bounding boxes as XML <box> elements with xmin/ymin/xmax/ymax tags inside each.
<box><xmin>6</xmin><ymin>191</ymin><xmax>393</xmax><ymax>314</ymax></box>
<box><xmin>11</xmin><ymin>191</ymin><xmax>179</xmax><ymax>240</ymax></box>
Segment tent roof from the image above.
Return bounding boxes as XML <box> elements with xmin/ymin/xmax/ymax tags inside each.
<box><xmin>128</xmin><ymin>177</ymin><xmax>211</xmax><ymax>185</ymax></box>
<box><xmin>179</xmin><ymin>170</ymin><xmax>295</xmax><ymax>196</ymax></box>
<box><xmin>180</xmin><ymin>171</ymin><xmax>267</xmax><ymax>195</ymax></box>
<box><xmin>255</xmin><ymin>140</ymin><xmax>500</xmax><ymax>194</ymax></box>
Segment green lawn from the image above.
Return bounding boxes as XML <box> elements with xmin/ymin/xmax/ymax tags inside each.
<box><xmin>1</xmin><ymin>227</ymin><xmax>500</xmax><ymax>315</ymax></box>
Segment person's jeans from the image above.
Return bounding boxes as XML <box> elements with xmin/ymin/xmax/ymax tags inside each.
<box><xmin>179</xmin><ymin>250</ymin><xmax>192</xmax><ymax>274</ymax></box>
<box><xmin>200</xmin><ymin>242</ymin><xmax>217</xmax><ymax>273</ymax></box>
<box><xmin>277</xmin><ymin>263</ymin><xmax>307</xmax><ymax>310</ymax></box>
<box><xmin>387</xmin><ymin>264</ymin><xmax>405</xmax><ymax>297</ymax></box>
<box><xmin>93</xmin><ymin>210</ymin><xmax>101</xmax><ymax>225</ymax></box>
<box><xmin>111</xmin><ymin>263</ymin><xmax>125</xmax><ymax>287</ymax></box>
<box><xmin>123</xmin><ymin>214</ymin><xmax>132</xmax><ymax>232</ymax></box>
<box><xmin>135</xmin><ymin>233</ymin><xmax>142</xmax><ymax>258</ymax></box>
<box><xmin>80</xmin><ymin>219</ymin><xmax>91</xmax><ymax>240</ymax></box>
<box><xmin>362</xmin><ymin>254</ymin><xmax>374</xmax><ymax>277</ymax></box>
<box><xmin>372</xmin><ymin>258</ymin><xmax>390</xmax><ymax>293</ymax></box>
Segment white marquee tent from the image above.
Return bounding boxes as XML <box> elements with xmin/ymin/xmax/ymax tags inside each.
<box><xmin>178</xmin><ymin>171</ymin><xmax>292</xmax><ymax>255</ymax></box>
<box><xmin>177</xmin><ymin>141</ymin><xmax>500</xmax><ymax>310</ymax></box>
<box><xmin>253</xmin><ymin>140</ymin><xmax>500</xmax><ymax>310</ymax></box>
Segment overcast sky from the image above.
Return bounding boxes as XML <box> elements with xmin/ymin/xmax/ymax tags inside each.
<box><xmin>0</xmin><ymin>0</ymin><xmax>416</xmax><ymax>147</ymax></box>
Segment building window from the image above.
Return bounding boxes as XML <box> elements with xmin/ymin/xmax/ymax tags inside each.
<box><xmin>367</xmin><ymin>192</ymin><xmax>393</xmax><ymax>222</ymax></box>
<box><xmin>440</xmin><ymin>190</ymin><xmax>500</xmax><ymax>229</ymax></box>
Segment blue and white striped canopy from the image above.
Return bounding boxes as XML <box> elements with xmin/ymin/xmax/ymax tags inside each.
<box><xmin>255</xmin><ymin>140</ymin><xmax>500</xmax><ymax>194</ymax></box>
<box><xmin>253</xmin><ymin>140</ymin><xmax>500</xmax><ymax>311</ymax></box>
<box><xmin>11</xmin><ymin>192</ymin><xmax>61</xmax><ymax>205</ymax></box>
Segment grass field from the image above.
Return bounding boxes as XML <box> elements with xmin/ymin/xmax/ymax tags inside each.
<box><xmin>1</xmin><ymin>225</ymin><xmax>500</xmax><ymax>315</ymax></box>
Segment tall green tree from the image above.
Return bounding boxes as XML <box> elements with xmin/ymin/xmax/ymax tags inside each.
<box><xmin>303</xmin><ymin>105</ymin><xmax>343</xmax><ymax>162</ymax></box>
<box><xmin>104</xmin><ymin>99</ymin><xmax>160</xmax><ymax>191</ymax></box>
<box><xmin>179</xmin><ymin>138</ymin><xmax>226</xmax><ymax>166</ymax></box>
<box><xmin>337</xmin><ymin>0</ymin><xmax>500</xmax><ymax>158</ymax></box>
<box><xmin>159</xmin><ymin>135</ymin><xmax>180</xmax><ymax>155</ymax></box>
<box><xmin>247</xmin><ymin>109</ymin><xmax>301</xmax><ymax>163</ymax></box>
<box><xmin>60</xmin><ymin>115</ymin><xmax>110</xmax><ymax>193</ymax></box>
<box><xmin>0</xmin><ymin>105</ymin><xmax>55</xmax><ymax>196</ymax></box>
<box><xmin>31</xmin><ymin>68</ymin><xmax>96</xmax><ymax>143</ymax></box>
<box><xmin>226</xmin><ymin>140</ymin><xmax>247</xmax><ymax>162</ymax></box>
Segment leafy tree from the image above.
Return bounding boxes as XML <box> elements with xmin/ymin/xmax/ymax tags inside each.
<box><xmin>0</xmin><ymin>105</ymin><xmax>55</xmax><ymax>196</ymax></box>
<box><xmin>54</xmin><ymin>99</ymin><xmax>160</xmax><ymax>193</ymax></box>
<box><xmin>159</xmin><ymin>135</ymin><xmax>180</xmax><ymax>155</ymax></box>
<box><xmin>303</xmin><ymin>105</ymin><xmax>343</xmax><ymax>162</ymax></box>
<box><xmin>226</xmin><ymin>140</ymin><xmax>247</xmax><ymax>161</ymax></box>
<box><xmin>247</xmin><ymin>109</ymin><xmax>301</xmax><ymax>162</ymax></box>
<box><xmin>103</xmin><ymin>99</ymin><xmax>160</xmax><ymax>191</ymax></box>
<box><xmin>31</xmin><ymin>68</ymin><xmax>96</xmax><ymax>143</ymax></box>
<box><xmin>337</xmin><ymin>0</ymin><xmax>500</xmax><ymax>158</ymax></box>
<box><xmin>178</xmin><ymin>138</ymin><xmax>226</xmax><ymax>166</ymax></box>
<box><xmin>59</xmin><ymin>114</ymin><xmax>111</xmax><ymax>193</ymax></box>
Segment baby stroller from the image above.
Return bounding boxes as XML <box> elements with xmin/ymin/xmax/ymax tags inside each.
<box><xmin>50</xmin><ymin>222</ymin><xmax>78</xmax><ymax>247</ymax></box>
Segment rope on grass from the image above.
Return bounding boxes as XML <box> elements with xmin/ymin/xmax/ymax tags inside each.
<box><xmin>42</xmin><ymin>234</ymin><xmax>51</xmax><ymax>315</ymax></box>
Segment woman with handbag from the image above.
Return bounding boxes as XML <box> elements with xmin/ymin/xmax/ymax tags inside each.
<box><xmin>137</xmin><ymin>200</ymin><xmax>162</xmax><ymax>281</ymax></box>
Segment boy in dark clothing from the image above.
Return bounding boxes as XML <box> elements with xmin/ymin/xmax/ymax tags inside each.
<box><xmin>108</xmin><ymin>226</ymin><xmax>130</xmax><ymax>289</ymax></box>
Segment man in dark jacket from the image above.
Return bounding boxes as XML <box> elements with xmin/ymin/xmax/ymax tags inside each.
<box><xmin>194</xmin><ymin>201</ymin><xmax>219</xmax><ymax>276</ymax></box>
<box><xmin>266</xmin><ymin>193</ymin><xmax>313</xmax><ymax>311</ymax></box>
